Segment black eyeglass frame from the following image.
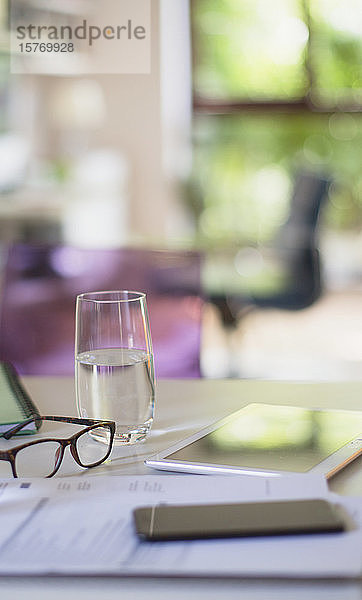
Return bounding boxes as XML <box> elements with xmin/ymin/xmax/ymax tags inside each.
<box><xmin>0</xmin><ymin>416</ymin><xmax>116</xmax><ymax>478</ymax></box>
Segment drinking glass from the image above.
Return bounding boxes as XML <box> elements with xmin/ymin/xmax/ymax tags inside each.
<box><xmin>75</xmin><ymin>291</ymin><xmax>155</xmax><ymax>445</ymax></box>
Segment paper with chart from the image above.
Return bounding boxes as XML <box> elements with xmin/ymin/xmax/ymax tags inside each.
<box><xmin>0</xmin><ymin>473</ymin><xmax>361</xmax><ymax>578</ymax></box>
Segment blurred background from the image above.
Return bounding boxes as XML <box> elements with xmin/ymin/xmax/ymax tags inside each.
<box><xmin>1</xmin><ymin>0</ymin><xmax>362</xmax><ymax>381</ymax></box>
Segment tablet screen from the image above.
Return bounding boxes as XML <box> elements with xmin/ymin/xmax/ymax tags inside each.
<box><xmin>165</xmin><ymin>404</ymin><xmax>362</xmax><ymax>473</ymax></box>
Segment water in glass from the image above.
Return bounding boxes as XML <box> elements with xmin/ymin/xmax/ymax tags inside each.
<box><xmin>76</xmin><ymin>347</ymin><xmax>155</xmax><ymax>444</ymax></box>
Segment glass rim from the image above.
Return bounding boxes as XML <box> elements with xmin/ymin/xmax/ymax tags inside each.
<box><xmin>76</xmin><ymin>290</ymin><xmax>146</xmax><ymax>304</ymax></box>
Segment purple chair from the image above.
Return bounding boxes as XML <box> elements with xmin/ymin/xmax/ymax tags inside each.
<box><xmin>0</xmin><ymin>244</ymin><xmax>203</xmax><ymax>378</ymax></box>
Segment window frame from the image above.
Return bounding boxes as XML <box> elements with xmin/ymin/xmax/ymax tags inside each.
<box><xmin>191</xmin><ymin>0</ymin><xmax>362</xmax><ymax>116</ymax></box>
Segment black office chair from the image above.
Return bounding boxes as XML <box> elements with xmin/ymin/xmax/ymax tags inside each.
<box><xmin>209</xmin><ymin>171</ymin><xmax>331</xmax><ymax>325</ymax></box>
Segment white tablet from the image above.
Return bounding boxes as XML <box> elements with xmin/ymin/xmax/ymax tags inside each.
<box><xmin>145</xmin><ymin>403</ymin><xmax>362</xmax><ymax>479</ymax></box>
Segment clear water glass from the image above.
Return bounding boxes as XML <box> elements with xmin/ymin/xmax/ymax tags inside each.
<box><xmin>75</xmin><ymin>291</ymin><xmax>155</xmax><ymax>445</ymax></box>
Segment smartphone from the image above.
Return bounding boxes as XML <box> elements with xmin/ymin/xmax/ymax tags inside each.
<box><xmin>133</xmin><ymin>499</ymin><xmax>346</xmax><ymax>541</ymax></box>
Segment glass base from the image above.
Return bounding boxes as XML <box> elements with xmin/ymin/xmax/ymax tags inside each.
<box><xmin>91</xmin><ymin>421</ymin><xmax>153</xmax><ymax>445</ymax></box>
<box><xmin>113</xmin><ymin>430</ymin><xmax>148</xmax><ymax>445</ymax></box>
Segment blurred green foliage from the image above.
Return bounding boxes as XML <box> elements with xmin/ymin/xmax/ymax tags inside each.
<box><xmin>189</xmin><ymin>113</ymin><xmax>362</xmax><ymax>245</ymax></box>
<box><xmin>190</xmin><ymin>0</ymin><xmax>362</xmax><ymax>245</ymax></box>
<box><xmin>193</xmin><ymin>0</ymin><xmax>309</xmax><ymax>99</ymax></box>
<box><xmin>310</xmin><ymin>0</ymin><xmax>362</xmax><ymax>104</ymax></box>
<box><xmin>193</xmin><ymin>0</ymin><xmax>362</xmax><ymax>102</ymax></box>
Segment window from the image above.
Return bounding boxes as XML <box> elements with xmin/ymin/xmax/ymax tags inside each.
<box><xmin>189</xmin><ymin>0</ymin><xmax>362</xmax><ymax>248</ymax></box>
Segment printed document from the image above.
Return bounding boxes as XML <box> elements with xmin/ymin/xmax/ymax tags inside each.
<box><xmin>0</xmin><ymin>473</ymin><xmax>361</xmax><ymax>578</ymax></box>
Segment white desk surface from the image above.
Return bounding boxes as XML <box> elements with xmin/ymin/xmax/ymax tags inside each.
<box><xmin>1</xmin><ymin>376</ymin><xmax>362</xmax><ymax>599</ymax></box>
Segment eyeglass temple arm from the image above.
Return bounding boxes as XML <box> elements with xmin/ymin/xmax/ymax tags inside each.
<box><xmin>2</xmin><ymin>417</ymin><xmax>42</xmax><ymax>439</ymax></box>
<box><xmin>2</xmin><ymin>415</ymin><xmax>112</xmax><ymax>439</ymax></box>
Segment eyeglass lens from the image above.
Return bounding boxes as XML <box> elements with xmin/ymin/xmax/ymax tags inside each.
<box><xmin>75</xmin><ymin>426</ymin><xmax>112</xmax><ymax>467</ymax></box>
<box><xmin>15</xmin><ymin>440</ymin><xmax>63</xmax><ymax>478</ymax></box>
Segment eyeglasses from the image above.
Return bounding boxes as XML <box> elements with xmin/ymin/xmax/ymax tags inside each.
<box><xmin>0</xmin><ymin>416</ymin><xmax>115</xmax><ymax>478</ymax></box>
